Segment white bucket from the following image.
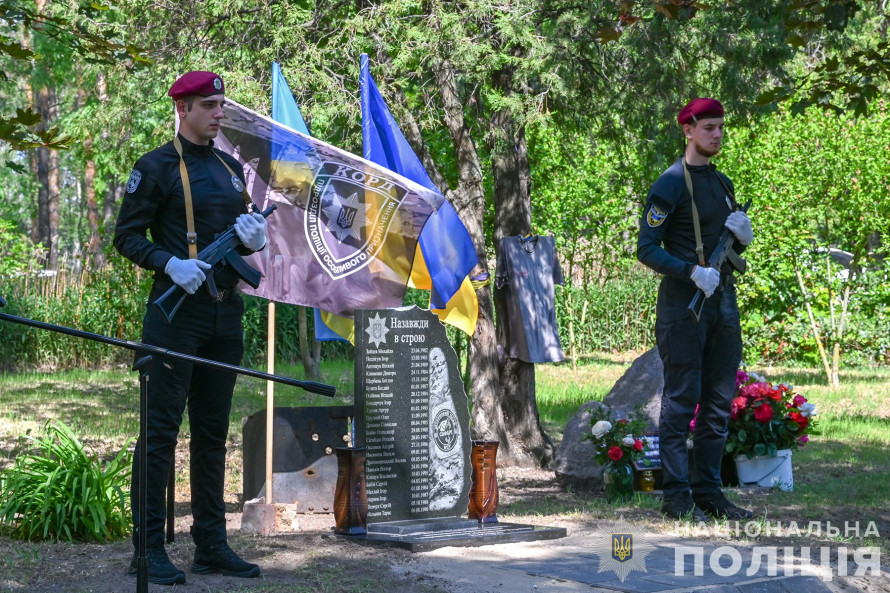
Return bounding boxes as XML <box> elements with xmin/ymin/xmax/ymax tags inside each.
<box><xmin>734</xmin><ymin>449</ymin><xmax>794</xmax><ymax>491</ymax></box>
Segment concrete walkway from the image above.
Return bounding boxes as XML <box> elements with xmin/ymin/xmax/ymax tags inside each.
<box><xmin>402</xmin><ymin>522</ymin><xmax>887</xmax><ymax>593</ymax></box>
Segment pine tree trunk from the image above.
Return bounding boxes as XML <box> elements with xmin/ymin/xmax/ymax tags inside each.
<box><xmin>432</xmin><ymin>59</ymin><xmax>513</xmax><ymax>457</ymax></box>
<box><xmin>83</xmin><ymin>135</ymin><xmax>105</xmax><ymax>269</ymax></box>
<box><xmin>298</xmin><ymin>306</ymin><xmax>321</xmax><ymax>379</ymax></box>
<box><xmin>35</xmin><ymin>85</ymin><xmax>61</xmax><ymax>269</ymax></box>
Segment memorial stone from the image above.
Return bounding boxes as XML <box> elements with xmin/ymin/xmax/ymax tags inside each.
<box><xmin>354</xmin><ymin>306</ymin><xmax>472</xmax><ymax>523</ymax></box>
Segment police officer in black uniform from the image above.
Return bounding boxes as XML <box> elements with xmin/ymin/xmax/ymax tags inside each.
<box><xmin>637</xmin><ymin>98</ymin><xmax>754</xmax><ymax>522</ymax></box>
<box><xmin>114</xmin><ymin>71</ymin><xmax>267</xmax><ymax>585</ymax></box>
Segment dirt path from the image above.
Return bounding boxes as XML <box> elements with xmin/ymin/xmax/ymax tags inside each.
<box><xmin>2</xmin><ymin>467</ymin><xmax>888</xmax><ymax>593</ymax></box>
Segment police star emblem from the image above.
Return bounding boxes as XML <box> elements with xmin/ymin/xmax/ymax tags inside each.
<box><xmin>321</xmin><ymin>190</ymin><xmax>367</xmax><ymax>244</ymax></box>
<box><xmin>589</xmin><ymin>515</ymin><xmax>654</xmax><ymax>582</ymax></box>
<box><xmin>365</xmin><ymin>312</ymin><xmax>389</xmax><ymax>348</ymax></box>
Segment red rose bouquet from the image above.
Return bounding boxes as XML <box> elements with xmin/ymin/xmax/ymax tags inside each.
<box><xmin>725</xmin><ymin>370</ymin><xmax>818</xmax><ymax>459</ymax></box>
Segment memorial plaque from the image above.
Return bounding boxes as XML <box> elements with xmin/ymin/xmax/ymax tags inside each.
<box><xmin>633</xmin><ymin>433</ymin><xmax>662</xmax><ymax>471</ymax></box>
<box><xmin>354</xmin><ymin>306</ymin><xmax>472</xmax><ymax>522</ymax></box>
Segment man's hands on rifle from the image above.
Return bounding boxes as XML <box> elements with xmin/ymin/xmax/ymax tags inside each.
<box><xmin>690</xmin><ymin>265</ymin><xmax>720</xmax><ymax>298</ymax></box>
<box><xmin>165</xmin><ymin>257</ymin><xmax>211</xmax><ymax>295</ymax></box>
<box><xmin>235</xmin><ymin>212</ymin><xmax>267</xmax><ymax>251</ymax></box>
<box><xmin>724</xmin><ymin>211</ymin><xmax>753</xmax><ymax>245</ymax></box>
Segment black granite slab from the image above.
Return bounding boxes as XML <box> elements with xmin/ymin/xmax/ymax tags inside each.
<box><xmin>354</xmin><ymin>306</ymin><xmax>471</xmax><ymax>523</ymax></box>
<box><xmin>341</xmin><ymin>519</ymin><xmax>568</xmax><ymax>552</ymax></box>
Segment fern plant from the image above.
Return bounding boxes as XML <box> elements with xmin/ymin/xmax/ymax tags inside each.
<box><xmin>0</xmin><ymin>420</ymin><xmax>132</xmax><ymax>542</ymax></box>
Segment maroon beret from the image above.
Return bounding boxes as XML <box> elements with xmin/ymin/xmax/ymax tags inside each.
<box><xmin>677</xmin><ymin>98</ymin><xmax>724</xmax><ymax>125</ymax></box>
<box><xmin>168</xmin><ymin>71</ymin><xmax>225</xmax><ymax>101</ymax></box>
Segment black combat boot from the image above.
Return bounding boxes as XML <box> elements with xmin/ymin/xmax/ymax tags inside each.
<box><xmin>661</xmin><ymin>493</ymin><xmax>708</xmax><ymax>522</ymax></box>
<box><xmin>694</xmin><ymin>490</ymin><xmax>753</xmax><ymax>520</ymax></box>
<box><xmin>128</xmin><ymin>545</ymin><xmax>186</xmax><ymax>585</ymax></box>
<box><xmin>191</xmin><ymin>541</ymin><xmax>260</xmax><ymax>578</ymax></box>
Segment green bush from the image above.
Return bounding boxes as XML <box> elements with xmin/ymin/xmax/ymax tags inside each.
<box><xmin>0</xmin><ymin>218</ymin><xmax>42</xmax><ymax>278</ymax></box>
<box><xmin>0</xmin><ymin>255</ymin><xmax>150</xmax><ymax>370</ymax></box>
<box><xmin>241</xmin><ymin>295</ymin><xmax>355</xmax><ymax>367</ymax></box>
<box><xmin>0</xmin><ymin>420</ymin><xmax>132</xmax><ymax>542</ymax></box>
<box><xmin>556</xmin><ymin>268</ymin><xmax>658</xmax><ymax>355</ymax></box>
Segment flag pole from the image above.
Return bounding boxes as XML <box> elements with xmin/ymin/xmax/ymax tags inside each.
<box><xmin>265</xmin><ymin>301</ymin><xmax>276</xmax><ymax>504</ymax></box>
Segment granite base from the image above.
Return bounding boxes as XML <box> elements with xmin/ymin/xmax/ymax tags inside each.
<box><xmin>337</xmin><ymin>517</ymin><xmax>567</xmax><ymax>552</ymax></box>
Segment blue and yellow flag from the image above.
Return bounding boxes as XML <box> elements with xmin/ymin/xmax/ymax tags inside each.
<box><xmin>360</xmin><ymin>53</ymin><xmax>479</xmax><ymax>336</ymax></box>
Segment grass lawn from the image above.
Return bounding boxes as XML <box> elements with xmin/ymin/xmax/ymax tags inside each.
<box><xmin>534</xmin><ymin>357</ymin><xmax>890</xmax><ymax>558</ymax></box>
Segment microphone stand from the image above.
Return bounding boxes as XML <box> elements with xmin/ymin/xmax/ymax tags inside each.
<box><xmin>0</xmin><ymin>296</ymin><xmax>336</xmax><ymax>592</ymax></box>
<box><xmin>134</xmin><ymin>355</ymin><xmax>151</xmax><ymax>593</ymax></box>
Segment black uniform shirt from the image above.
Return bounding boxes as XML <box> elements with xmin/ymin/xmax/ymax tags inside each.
<box><xmin>637</xmin><ymin>158</ymin><xmax>744</xmax><ymax>280</ymax></box>
<box><xmin>114</xmin><ymin>133</ymin><xmax>249</xmax><ymax>288</ymax></box>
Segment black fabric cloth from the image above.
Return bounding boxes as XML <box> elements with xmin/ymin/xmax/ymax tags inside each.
<box><xmin>114</xmin><ymin>133</ymin><xmax>251</xmax><ymax>549</ymax></box>
<box><xmin>636</xmin><ymin>157</ymin><xmax>746</xmax><ymax>499</ymax></box>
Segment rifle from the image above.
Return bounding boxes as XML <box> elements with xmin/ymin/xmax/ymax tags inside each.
<box><xmin>154</xmin><ymin>204</ymin><xmax>277</xmax><ymax>323</ymax></box>
<box><xmin>687</xmin><ymin>199</ymin><xmax>752</xmax><ymax>322</ymax></box>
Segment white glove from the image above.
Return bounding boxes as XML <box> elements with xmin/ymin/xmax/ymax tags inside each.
<box><xmin>725</xmin><ymin>211</ymin><xmax>753</xmax><ymax>246</ymax></box>
<box><xmin>234</xmin><ymin>212</ymin><xmax>267</xmax><ymax>251</ymax></box>
<box><xmin>690</xmin><ymin>265</ymin><xmax>720</xmax><ymax>298</ymax></box>
<box><xmin>165</xmin><ymin>257</ymin><xmax>211</xmax><ymax>295</ymax></box>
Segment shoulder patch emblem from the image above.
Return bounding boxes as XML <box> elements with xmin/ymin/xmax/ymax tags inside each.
<box><xmin>126</xmin><ymin>169</ymin><xmax>142</xmax><ymax>194</ymax></box>
<box><xmin>647</xmin><ymin>204</ymin><xmax>668</xmax><ymax>227</ymax></box>
<box><xmin>231</xmin><ymin>175</ymin><xmax>245</xmax><ymax>193</ymax></box>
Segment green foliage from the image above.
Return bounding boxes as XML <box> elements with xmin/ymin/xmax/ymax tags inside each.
<box><xmin>528</xmin><ymin>123</ymin><xmax>641</xmax><ymax>281</ymax></box>
<box><xmin>555</xmin><ymin>268</ymin><xmax>658</xmax><ymax>356</ymax></box>
<box><xmin>240</xmin><ymin>297</ymin><xmax>354</xmax><ymax>368</ymax></box>
<box><xmin>0</xmin><ymin>257</ymin><xmax>150</xmax><ymax>369</ymax></box>
<box><xmin>756</xmin><ymin>2</ymin><xmax>890</xmax><ymax>116</ymax></box>
<box><xmin>0</xmin><ymin>219</ymin><xmax>42</xmax><ymax>278</ymax></box>
<box><xmin>0</xmin><ymin>420</ymin><xmax>132</xmax><ymax>542</ymax></box>
<box><xmin>722</xmin><ymin>104</ymin><xmax>890</xmax><ymax>367</ymax></box>
<box><xmin>0</xmin><ymin>0</ymin><xmax>149</xmax><ymax>164</ymax></box>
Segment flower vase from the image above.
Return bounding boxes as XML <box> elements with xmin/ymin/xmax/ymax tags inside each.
<box><xmin>468</xmin><ymin>440</ymin><xmax>499</xmax><ymax>523</ymax></box>
<box><xmin>603</xmin><ymin>461</ymin><xmax>635</xmax><ymax>502</ymax></box>
<box><xmin>333</xmin><ymin>447</ymin><xmax>368</xmax><ymax>534</ymax></box>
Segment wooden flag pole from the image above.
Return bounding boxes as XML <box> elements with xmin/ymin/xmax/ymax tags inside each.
<box><xmin>265</xmin><ymin>301</ymin><xmax>276</xmax><ymax>504</ymax></box>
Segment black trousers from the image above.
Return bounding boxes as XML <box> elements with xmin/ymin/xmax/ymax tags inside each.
<box><xmin>655</xmin><ymin>276</ymin><xmax>742</xmax><ymax>499</ymax></box>
<box><xmin>131</xmin><ymin>282</ymin><xmax>245</xmax><ymax>549</ymax></box>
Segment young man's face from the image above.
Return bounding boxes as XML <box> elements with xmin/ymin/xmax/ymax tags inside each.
<box><xmin>684</xmin><ymin>117</ymin><xmax>724</xmax><ymax>158</ymax></box>
<box><xmin>177</xmin><ymin>94</ymin><xmax>225</xmax><ymax>144</ymax></box>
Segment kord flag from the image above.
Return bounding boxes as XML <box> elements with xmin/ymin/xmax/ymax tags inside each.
<box><xmin>217</xmin><ymin>99</ymin><xmax>444</xmax><ymax>316</ymax></box>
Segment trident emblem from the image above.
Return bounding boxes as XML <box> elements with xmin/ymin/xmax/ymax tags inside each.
<box><xmin>612</xmin><ymin>534</ymin><xmax>633</xmax><ymax>562</ymax></box>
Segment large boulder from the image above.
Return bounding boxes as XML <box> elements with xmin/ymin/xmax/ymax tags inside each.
<box><xmin>553</xmin><ymin>400</ymin><xmax>608</xmax><ymax>491</ymax></box>
<box><xmin>554</xmin><ymin>348</ymin><xmax>664</xmax><ymax>491</ymax></box>
<box><xmin>602</xmin><ymin>347</ymin><xmax>663</xmax><ymax>432</ymax></box>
